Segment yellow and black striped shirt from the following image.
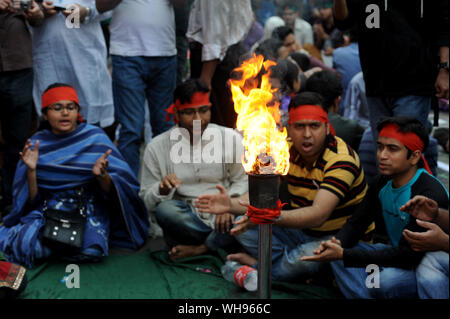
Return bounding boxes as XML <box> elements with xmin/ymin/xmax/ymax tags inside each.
<box><xmin>288</xmin><ymin>135</ymin><xmax>375</xmax><ymax>237</ymax></box>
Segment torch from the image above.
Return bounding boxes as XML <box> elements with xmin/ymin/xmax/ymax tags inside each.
<box><xmin>248</xmin><ymin>173</ymin><xmax>280</xmax><ymax>299</ymax></box>
<box><xmin>230</xmin><ymin>55</ymin><xmax>290</xmax><ymax>299</ymax></box>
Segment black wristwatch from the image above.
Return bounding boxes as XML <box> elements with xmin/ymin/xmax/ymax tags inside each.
<box><xmin>438</xmin><ymin>61</ymin><xmax>449</xmax><ymax>72</ymax></box>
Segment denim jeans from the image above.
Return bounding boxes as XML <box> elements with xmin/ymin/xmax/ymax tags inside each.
<box><xmin>330</xmin><ymin>242</ymin><xmax>417</xmax><ymax>299</ymax></box>
<box><xmin>415</xmin><ymin>251</ymin><xmax>449</xmax><ymax>299</ymax></box>
<box><xmin>112</xmin><ymin>55</ymin><xmax>176</xmax><ymax>176</ymax></box>
<box><xmin>367</xmin><ymin>95</ymin><xmax>432</xmax><ymax>135</ymax></box>
<box><xmin>155</xmin><ymin>200</ymin><xmax>236</xmax><ymax>251</ymax></box>
<box><xmin>234</xmin><ymin>216</ymin><xmax>332</xmax><ymax>281</ymax></box>
<box><xmin>0</xmin><ymin>68</ymin><xmax>33</xmax><ymax>208</ymax></box>
<box><xmin>367</xmin><ymin>95</ymin><xmax>438</xmax><ymax>175</ymax></box>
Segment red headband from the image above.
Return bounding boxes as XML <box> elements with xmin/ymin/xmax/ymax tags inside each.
<box><xmin>41</xmin><ymin>86</ymin><xmax>83</xmax><ymax>122</ymax></box>
<box><xmin>288</xmin><ymin>105</ymin><xmax>336</xmax><ymax>135</ymax></box>
<box><xmin>379</xmin><ymin>123</ymin><xmax>431</xmax><ymax>174</ymax></box>
<box><xmin>165</xmin><ymin>91</ymin><xmax>211</xmax><ymax>123</ymax></box>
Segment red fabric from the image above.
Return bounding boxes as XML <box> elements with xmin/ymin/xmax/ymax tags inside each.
<box><xmin>165</xmin><ymin>91</ymin><xmax>211</xmax><ymax>123</ymax></box>
<box><xmin>288</xmin><ymin>104</ymin><xmax>336</xmax><ymax>135</ymax></box>
<box><xmin>379</xmin><ymin>123</ymin><xmax>432</xmax><ymax>174</ymax></box>
<box><xmin>0</xmin><ymin>261</ymin><xmax>25</xmax><ymax>290</ymax></box>
<box><xmin>246</xmin><ymin>200</ymin><xmax>286</xmax><ymax>224</ymax></box>
<box><xmin>41</xmin><ymin>86</ymin><xmax>84</xmax><ymax>123</ymax></box>
<box><xmin>0</xmin><ymin>261</ymin><xmax>12</xmax><ymax>281</ymax></box>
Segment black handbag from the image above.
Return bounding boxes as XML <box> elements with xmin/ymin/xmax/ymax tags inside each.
<box><xmin>42</xmin><ymin>188</ymin><xmax>87</xmax><ymax>249</ymax></box>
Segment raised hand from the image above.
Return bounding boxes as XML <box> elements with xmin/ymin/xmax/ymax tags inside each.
<box><xmin>42</xmin><ymin>1</ymin><xmax>57</xmax><ymax>16</ymax></box>
<box><xmin>93</xmin><ymin>149</ymin><xmax>112</xmax><ymax>178</ymax></box>
<box><xmin>0</xmin><ymin>0</ymin><xmax>14</xmax><ymax>12</ymax></box>
<box><xmin>400</xmin><ymin>195</ymin><xmax>439</xmax><ymax>223</ymax></box>
<box><xmin>159</xmin><ymin>173</ymin><xmax>182</xmax><ymax>196</ymax></box>
<box><xmin>25</xmin><ymin>0</ymin><xmax>44</xmax><ymax>21</ymax></box>
<box><xmin>194</xmin><ymin>185</ymin><xmax>231</xmax><ymax>215</ymax></box>
<box><xmin>62</xmin><ymin>3</ymin><xmax>88</xmax><ymax>21</ymax></box>
<box><xmin>19</xmin><ymin>139</ymin><xmax>40</xmax><ymax>172</ymax></box>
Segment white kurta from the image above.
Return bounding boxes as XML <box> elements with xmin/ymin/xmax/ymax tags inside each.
<box><xmin>139</xmin><ymin>124</ymin><xmax>248</xmax><ymax>229</ymax></box>
<box><xmin>186</xmin><ymin>0</ymin><xmax>253</xmax><ymax>62</ymax></box>
<box><xmin>31</xmin><ymin>1</ymin><xmax>114</xmax><ymax>127</ymax></box>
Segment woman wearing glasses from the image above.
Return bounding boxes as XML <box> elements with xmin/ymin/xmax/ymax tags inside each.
<box><xmin>0</xmin><ymin>83</ymin><xmax>149</xmax><ymax>268</ymax></box>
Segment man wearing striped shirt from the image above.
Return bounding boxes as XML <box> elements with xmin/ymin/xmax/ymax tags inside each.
<box><xmin>195</xmin><ymin>92</ymin><xmax>374</xmax><ymax>282</ymax></box>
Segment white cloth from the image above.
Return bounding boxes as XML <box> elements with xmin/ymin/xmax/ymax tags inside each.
<box><xmin>31</xmin><ymin>1</ymin><xmax>114</xmax><ymax>127</ymax></box>
<box><xmin>109</xmin><ymin>0</ymin><xmax>176</xmax><ymax>57</ymax></box>
<box><xmin>293</xmin><ymin>18</ymin><xmax>314</xmax><ymax>46</ymax></box>
<box><xmin>263</xmin><ymin>16</ymin><xmax>313</xmax><ymax>46</ymax></box>
<box><xmin>139</xmin><ymin>124</ymin><xmax>248</xmax><ymax>229</ymax></box>
<box><xmin>186</xmin><ymin>0</ymin><xmax>253</xmax><ymax>61</ymax></box>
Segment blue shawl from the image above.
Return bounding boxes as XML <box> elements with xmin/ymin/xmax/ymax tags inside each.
<box><xmin>1</xmin><ymin>124</ymin><xmax>149</xmax><ymax>266</ymax></box>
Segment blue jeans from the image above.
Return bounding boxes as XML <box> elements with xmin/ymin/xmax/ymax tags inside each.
<box><xmin>155</xmin><ymin>200</ymin><xmax>236</xmax><ymax>251</ymax></box>
<box><xmin>235</xmin><ymin>217</ymin><xmax>332</xmax><ymax>281</ymax></box>
<box><xmin>415</xmin><ymin>251</ymin><xmax>449</xmax><ymax>299</ymax></box>
<box><xmin>0</xmin><ymin>68</ymin><xmax>33</xmax><ymax>208</ymax></box>
<box><xmin>331</xmin><ymin>242</ymin><xmax>417</xmax><ymax>299</ymax></box>
<box><xmin>367</xmin><ymin>95</ymin><xmax>438</xmax><ymax>176</ymax></box>
<box><xmin>367</xmin><ymin>95</ymin><xmax>432</xmax><ymax>136</ymax></box>
<box><xmin>112</xmin><ymin>55</ymin><xmax>176</xmax><ymax>176</ymax></box>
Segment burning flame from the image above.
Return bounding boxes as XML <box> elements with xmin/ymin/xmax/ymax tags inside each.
<box><xmin>230</xmin><ymin>54</ymin><xmax>290</xmax><ymax>175</ymax></box>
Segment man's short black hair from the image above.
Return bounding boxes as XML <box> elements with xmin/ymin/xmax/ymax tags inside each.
<box><xmin>272</xmin><ymin>26</ymin><xmax>294</xmax><ymax>42</ymax></box>
<box><xmin>44</xmin><ymin>82</ymin><xmax>75</xmax><ymax>93</ymax></box>
<box><xmin>270</xmin><ymin>59</ymin><xmax>299</xmax><ymax>93</ymax></box>
<box><xmin>288</xmin><ymin>91</ymin><xmax>326</xmax><ymax>112</ymax></box>
<box><xmin>305</xmin><ymin>70</ymin><xmax>342</xmax><ymax>110</ymax></box>
<box><xmin>254</xmin><ymin>38</ymin><xmax>284</xmax><ymax>61</ymax></box>
<box><xmin>377</xmin><ymin>116</ymin><xmax>430</xmax><ymax>161</ymax></box>
<box><xmin>174</xmin><ymin>79</ymin><xmax>210</xmax><ymax>104</ymax></box>
<box><xmin>289</xmin><ymin>52</ymin><xmax>311</xmax><ymax>71</ymax></box>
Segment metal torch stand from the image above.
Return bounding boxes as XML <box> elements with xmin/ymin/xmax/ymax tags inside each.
<box><xmin>248</xmin><ymin>174</ymin><xmax>280</xmax><ymax>299</ymax></box>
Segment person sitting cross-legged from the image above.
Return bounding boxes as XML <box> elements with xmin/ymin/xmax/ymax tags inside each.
<box><xmin>139</xmin><ymin>79</ymin><xmax>248</xmax><ymax>261</ymax></box>
<box><xmin>301</xmin><ymin>117</ymin><xmax>449</xmax><ymax>299</ymax></box>
<box><xmin>0</xmin><ymin>83</ymin><xmax>149</xmax><ymax>268</ymax></box>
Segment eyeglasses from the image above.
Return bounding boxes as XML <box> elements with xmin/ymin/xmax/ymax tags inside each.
<box><xmin>178</xmin><ymin>106</ymin><xmax>211</xmax><ymax>116</ymax></box>
<box><xmin>48</xmin><ymin>103</ymin><xmax>79</xmax><ymax>112</ymax></box>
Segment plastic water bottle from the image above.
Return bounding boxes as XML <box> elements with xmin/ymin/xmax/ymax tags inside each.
<box><xmin>221</xmin><ymin>260</ymin><xmax>258</xmax><ymax>292</ymax></box>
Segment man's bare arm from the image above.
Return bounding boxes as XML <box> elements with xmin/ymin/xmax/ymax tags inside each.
<box><xmin>275</xmin><ymin>189</ymin><xmax>340</xmax><ymax>229</ymax></box>
<box><xmin>96</xmin><ymin>0</ymin><xmax>121</xmax><ymax>13</ymax></box>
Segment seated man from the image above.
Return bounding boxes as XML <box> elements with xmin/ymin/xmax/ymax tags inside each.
<box><xmin>139</xmin><ymin>79</ymin><xmax>247</xmax><ymax>261</ymax></box>
<box><xmin>302</xmin><ymin>117</ymin><xmax>449</xmax><ymax>298</ymax></box>
<box><xmin>400</xmin><ymin>195</ymin><xmax>449</xmax><ymax>299</ymax></box>
<box><xmin>306</xmin><ymin>70</ymin><xmax>366</xmax><ymax>151</ymax></box>
<box><xmin>195</xmin><ymin>92</ymin><xmax>373</xmax><ymax>282</ymax></box>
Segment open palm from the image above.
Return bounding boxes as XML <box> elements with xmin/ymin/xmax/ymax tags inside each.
<box><xmin>400</xmin><ymin>195</ymin><xmax>439</xmax><ymax>222</ymax></box>
<box><xmin>194</xmin><ymin>185</ymin><xmax>231</xmax><ymax>215</ymax></box>
<box><xmin>19</xmin><ymin>139</ymin><xmax>39</xmax><ymax>171</ymax></box>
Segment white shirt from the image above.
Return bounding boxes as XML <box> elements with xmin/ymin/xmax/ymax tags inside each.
<box><xmin>31</xmin><ymin>1</ymin><xmax>114</xmax><ymax>127</ymax></box>
<box><xmin>139</xmin><ymin>124</ymin><xmax>248</xmax><ymax>229</ymax></box>
<box><xmin>293</xmin><ymin>18</ymin><xmax>314</xmax><ymax>46</ymax></box>
<box><xmin>109</xmin><ymin>0</ymin><xmax>176</xmax><ymax>57</ymax></box>
<box><xmin>186</xmin><ymin>0</ymin><xmax>253</xmax><ymax>61</ymax></box>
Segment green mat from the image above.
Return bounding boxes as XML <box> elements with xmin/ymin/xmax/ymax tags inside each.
<box><xmin>20</xmin><ymin>250</ymin><xmax>342</xmax><ymax>299</ymax></box>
